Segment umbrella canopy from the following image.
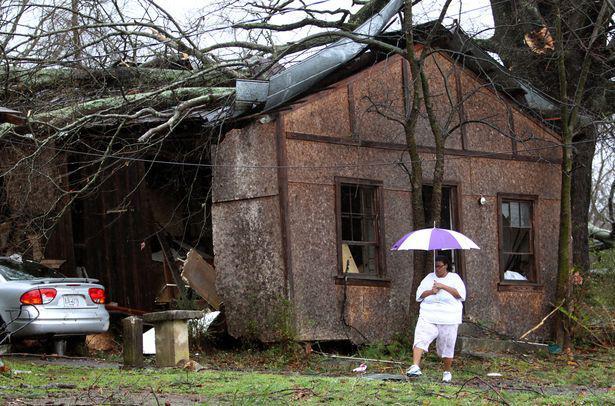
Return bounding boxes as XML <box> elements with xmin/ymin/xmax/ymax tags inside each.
<box><xmin>391</xmin><ymin>227</ymin><xmax>480</xmax><ymax>251</ymax></box>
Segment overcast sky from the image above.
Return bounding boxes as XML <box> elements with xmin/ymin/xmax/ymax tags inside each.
<box><xmin>153</xmin><ymin>0</ymin><xmax>494</xmax><ymax>38</ymax></box>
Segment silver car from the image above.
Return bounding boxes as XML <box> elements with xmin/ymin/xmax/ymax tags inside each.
<box><xmin>0</xmin><ymin>257</ymin><xmax>109</xmax><ymax>342</ymax></box>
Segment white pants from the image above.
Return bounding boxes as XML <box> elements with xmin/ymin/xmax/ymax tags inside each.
<box><xmin>413</xmin><ymin>317</ymin><xmax>459</xmax><ymax>358</ymax></box>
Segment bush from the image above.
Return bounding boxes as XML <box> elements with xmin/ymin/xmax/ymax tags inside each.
<box><xmin>572</xmin><ymin>249</ymin><xmax>615</xmax><ymax>347</ymax></box>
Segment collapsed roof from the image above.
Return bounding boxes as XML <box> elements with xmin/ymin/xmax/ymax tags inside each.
<box><xmin>1</xmin><ymin>0</ymin><xmax>560</xmax><ymax>136</ymax></box>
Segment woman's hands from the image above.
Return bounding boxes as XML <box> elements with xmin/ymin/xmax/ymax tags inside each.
<box><xmin>432</xmin><ymin>282</ymin><xmax>461</xmax><ymax>299</ymax></box>
<box><xmin>421</xmin><ymin>281</ymin><xmax>460</xmax><ymax>299</ymax></box>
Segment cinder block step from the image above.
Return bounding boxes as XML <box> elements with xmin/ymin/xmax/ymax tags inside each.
<box><xmin>457</xmin><ymin>336</ymin><xmax>548</xmax><ymax>357</ymax></box>
<box><xmin>457</xmin><ymin>322</ymin><xmax>485</xmax><ymax>338</ymax></box>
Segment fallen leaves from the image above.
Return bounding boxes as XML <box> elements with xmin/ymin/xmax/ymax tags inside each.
<box><xmin>292</xmin><ymin>387</ymin><xmax>315</xmax><ymax>401</ymax></box>
<box><xmin>565</xmin><ymin>347</ymin><xmax>579</xmax><ymax>367</ymax></box>
<box><xmin>180</xmin><ymin>359</ymin><xmax>206</xmax><ymax>372</ymax></box>
<box><xmin>85</xmin><ymin>333</ymin><xmax>116</xmax><ymax>352</ymax></box>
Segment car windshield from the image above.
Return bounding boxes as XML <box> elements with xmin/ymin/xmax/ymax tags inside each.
<box><xmin>0</xmin><ymin>259</ymin><xmax>65</xmax><ymax>281</ymax></box>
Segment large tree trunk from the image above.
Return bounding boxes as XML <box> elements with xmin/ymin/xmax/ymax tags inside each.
<box><xmin>488</xmin><ymin>0</ymin><xmax>609</xmax><ymax>346</ymax></box>
<box><xmin>571</xmin><ymin>126</ymin><xmax>597</xmax><ymax>275</ymax></box>
<box><xmin>403</xmin><ymin>0</ymin><xmax>452</xmax><ymax>315</ymax></box>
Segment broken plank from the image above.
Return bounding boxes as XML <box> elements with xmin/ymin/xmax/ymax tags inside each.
<box><xmin>181</xmin><ymin>249</ymin><xmax>221</xmax><ymax>309</ymax></box>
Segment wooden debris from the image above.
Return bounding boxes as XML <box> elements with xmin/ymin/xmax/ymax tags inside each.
<box><xmin>181</xmin><ymin>249</ymin><xmax>221</xmax><ymax>309</ymax></box>
<box><xmin>519</xmin><ymin>301</ymin><xmax>563</xmax><ymax>340</ymax></box>
<box><xmin>156</xmin><ymin>232</ymin><xmax>189</xmax><ymax>304</ymax></box>
<box><xmin>105</xmin><ymin>304</ymin><xmax>146</xmax><ymax>316</ymax></box>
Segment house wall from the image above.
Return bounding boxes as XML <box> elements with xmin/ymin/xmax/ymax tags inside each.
<box><xmin>459</xmin><ymin>158</ymin><xmax>560</xmax><ymax>336</ymax></box>
<box><xmin>283</xmin><ymin>136</ymin><xmax>416</xmax><ymax>342</ymax></box>
<box><xmin>212</xmin><ymin>122</ymin><xmax>288</xmax><ymax>341</ymax></box>
<box><xmin>71</xmin><ymin>162</ymin><xmax>162</xmax><ymax>310</ymax></box>
<box><xmin>213</xmin><ymin>52</ymin><xmax>562</xmax><ymax>342</ymax></box>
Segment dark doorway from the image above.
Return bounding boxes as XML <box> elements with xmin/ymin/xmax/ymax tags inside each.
<box><xmin>422</xmin><ymin>185</ymin><xmax>463</xmax><ymax>279</ymax></box>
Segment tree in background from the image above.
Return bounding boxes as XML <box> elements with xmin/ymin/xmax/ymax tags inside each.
<box><xmin>477</xmin><ymin>0</ymin><xmax>613</xmax><ymax>346</ymax></box>
<box><xmin>591</xmin><ymin>124</ymin><xmax>615</xmax><ymax>233</ymax></box>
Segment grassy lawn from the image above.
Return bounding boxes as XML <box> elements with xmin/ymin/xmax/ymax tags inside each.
<box><xmin>1</xmin><ymin>261</ymin><xmax>613</xmax><ymax>404</ymax></box>
<box><xmin>1</xmin><ymin>345</ymin><xmax>613</xmax><ymax>405</ymax></box>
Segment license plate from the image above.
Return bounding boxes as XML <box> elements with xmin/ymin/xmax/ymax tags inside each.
<box><xmin>62</xmin><ymin>295</ymin><xmax>81</xmax><ymax>308</ymax></box>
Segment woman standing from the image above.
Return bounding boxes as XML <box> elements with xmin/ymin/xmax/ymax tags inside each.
<box><xmin>405</xmin><ymin>254</ymin><xmax>466</xmax><ymax>382</ymax></box>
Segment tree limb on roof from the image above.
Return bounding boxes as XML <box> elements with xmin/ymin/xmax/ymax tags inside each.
<box><xmin>1</xmin><ymin>67</ymin><xmax>233</xmax><ymax>94</ymax></box>
<box><xmin>137</xmin><ymin>93</ymin><xmax>229</xmax><ymax>142</ymax></box>
<box><xmin>34</xmin><ymin>87</ymin><xmax>233</xmax><ymax>128</ymax></box>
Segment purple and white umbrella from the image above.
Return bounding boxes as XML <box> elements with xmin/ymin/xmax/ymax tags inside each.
<box><xmin>391</xmin><ymin>227</ymin><xmax>480</xmax><ymax>251</ymax></box>
<box><xmin>391</xmin><ymin>227</ymin><xmax>479</xmax><ymax>274</ymax></box>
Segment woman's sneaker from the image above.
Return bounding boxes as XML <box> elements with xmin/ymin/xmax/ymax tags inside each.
<box><xmin>406</xmin><ymin>364</ymin><xmax>422</xmax><ymax>377</ymax></box>
<box><xmin>442</xmin><ymin>371</ymin><xmax>452</xmax><ymax>382</ymax></box>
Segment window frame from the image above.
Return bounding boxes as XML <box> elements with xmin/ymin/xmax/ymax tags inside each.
<box><xmin>497</xmin><ymin>193</ymin><xmax>540</xmax><ymax>287</ymax></box>
<box><xmin>422</xmin><ymin>183</ymin><xmax>464</xmax><ymax>279</ymax></box>
<box><xmin>335</xmin><ymin>177</ymin><xmax>387</xmax><ymax>281</ymax></box>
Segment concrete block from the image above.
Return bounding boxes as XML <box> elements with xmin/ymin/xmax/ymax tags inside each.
<box><xmin>154</xmin><ymin>320</ymin><xmax>190</xmax><ymax>367</ymax></box>
<box><xmin>458</xmin><ymin>336</ymin><xmax>548</xmax><ymax>357</ymax></box>
<box><xmin>457</xmin><ymin>322</ymin><xmax>485</xmax><ymax>338</ymax></box>
<box><xmin>122</xmin><ymin>316</ymin><xmax>143</xmax><ymax>367</ymax></box>
<box><xmin>142</xmin><ymin>310</ymin><xmax>203</xmax><ymax>367</ymax></box>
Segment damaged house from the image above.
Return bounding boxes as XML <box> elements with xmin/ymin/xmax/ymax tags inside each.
<box><xmin>0</xmin><ymin>1</ymin><xmax>564</xmax><ymax>344</ymax></box>
<box><xmin>212</xmin><ymin>24</ymin><xmax>563</xmax><ymax>342</ymax></box>
<box><xmin>0</xmin><ymin>91</ymin><xmax>230</xmax><ymax>312</ymax></box>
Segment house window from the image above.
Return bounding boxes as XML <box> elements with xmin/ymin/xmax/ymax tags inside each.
<box><xmin>422</xmin><ymin>184</ymin><xmax>462</xmax><ymax>277</ymax></box>
<box><xmin>498</xmin><ymin>195</ymin><xmax>536</xmax><ymax>283</ymax></box>
<box><xmin>336</xmin><ymin>178</ymin><xmax>384</xmax><ymax>277</ymax></box>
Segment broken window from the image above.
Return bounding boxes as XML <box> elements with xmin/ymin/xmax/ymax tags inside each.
<box><xmin>336</xmin><ymin>178</ymin><xmax>384</xmax><ymax>277</ymax></box>
<box><xmin>498</xmin><ymin>195</ymin><xmax>536</xmax><ymax>283</ymax></box>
